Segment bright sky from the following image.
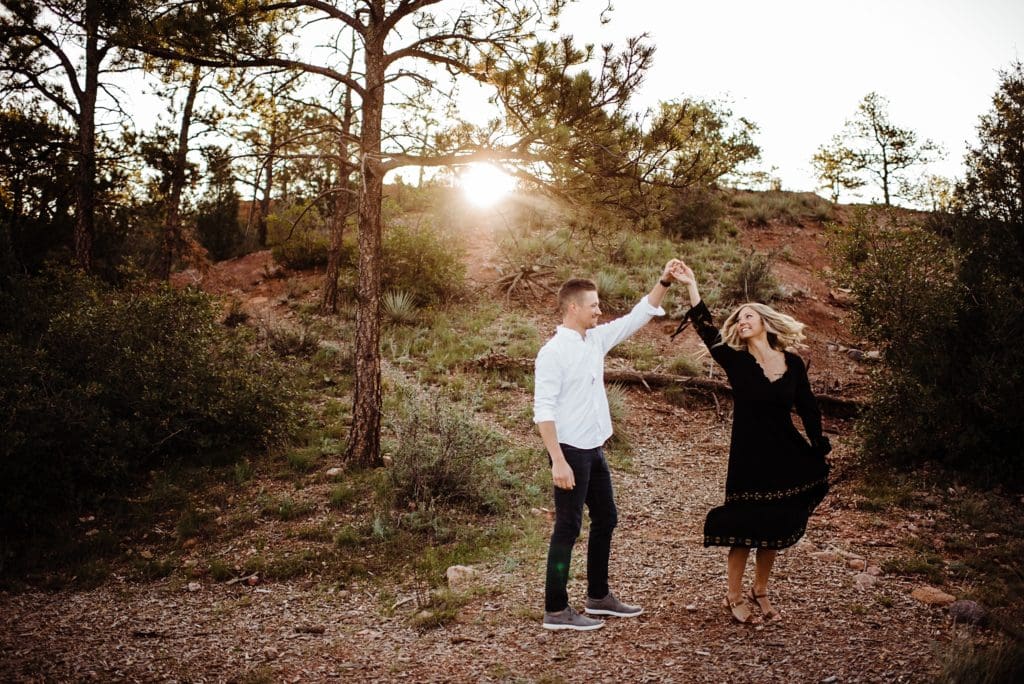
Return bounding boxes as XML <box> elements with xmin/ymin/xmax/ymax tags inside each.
<box><xmin>551</xmin><ymin>0</ymin><xmax>1024</xmax><ymax>200</ymax></box>
<box><xmin>117</xmin><ymin>1</ymin><xmax>1022</xmax><ymax>204</ymax></box>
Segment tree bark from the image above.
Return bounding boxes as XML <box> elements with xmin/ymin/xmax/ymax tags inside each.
<box><xmin>74</xmin><ymin>0</ymin><xmax>100</xmax><ymax>272</ymax></box>
<box><xmin>345</xmin><ymin>25</ymin><xmax>386</xmax><ymax>469</ymax></box>
<box><xmin>157</xmin><ymin>65</ymin><xmax>201</xmax><ymax>280</ymax></box>
<box><xmin>257</xmin><ymin>125</ymin><xmax>275</xmax><ymax>248</ymax></box>
<box><xmin>322</xmin><ymin>63</ymin><xmax>356</xmax><ymax>315</ymax></box>
<box><xmin>321</xmin><ymin>177</ymin><xmax>350</xmax><ymax>314</ymax></box>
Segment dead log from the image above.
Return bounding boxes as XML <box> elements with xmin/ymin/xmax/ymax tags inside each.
<box><xmin>472</xmin><ymin>353</ymin><xmax>865</xmax><ymax>419</ymax></box>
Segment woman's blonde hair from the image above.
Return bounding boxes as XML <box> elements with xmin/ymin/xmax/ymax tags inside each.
<box><xmin>720</xmin><ymin>302</ymin><xmax>806</xmax><ymax>351</ymax></box>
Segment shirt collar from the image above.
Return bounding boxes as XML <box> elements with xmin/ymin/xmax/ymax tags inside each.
<box><xmin>555</xmin><ymin>324</ymin><xmax>588</xmax><ymax>342</ymax></box>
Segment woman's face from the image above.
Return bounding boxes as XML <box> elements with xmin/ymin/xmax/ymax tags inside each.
<box><xmin>736</xmin><ymin>306</ymin><xmax>766</xmax><ymax>341</ymax></box>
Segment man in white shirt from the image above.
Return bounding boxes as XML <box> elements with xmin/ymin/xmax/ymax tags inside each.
<box><xmin>534</xmin><ymin>260</ymin><xmax>680</xmax><ymax>631</ymax></box>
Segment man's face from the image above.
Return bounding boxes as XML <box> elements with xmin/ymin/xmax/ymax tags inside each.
<box><xmin>570</xmin><ymin>290</ymin><xmax>602</xmax><ymax>329</ymax></box>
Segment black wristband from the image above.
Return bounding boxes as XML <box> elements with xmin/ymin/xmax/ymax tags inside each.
<box><xmin>659</xmin><ymin>278</ymin><xmax>672</xmax><ymax>288</ymax></box>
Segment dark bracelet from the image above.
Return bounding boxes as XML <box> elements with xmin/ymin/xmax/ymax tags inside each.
<box><xmin>659</xmin><ymin>278</ymin><xmax>672</xmax><ymax>288</ymax></box>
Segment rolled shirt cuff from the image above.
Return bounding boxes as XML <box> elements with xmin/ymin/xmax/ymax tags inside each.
<box><xmin>639</xmin><ymin>295</ymin><xmax>666</xmax><ymax>317</ymax></box>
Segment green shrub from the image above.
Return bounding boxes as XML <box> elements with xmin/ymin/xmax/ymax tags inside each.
<box><xmin>271</xmin><ymin>231</ymin><xmax>331</xmax><ymax>270</ymax></box>
<box><xmin>610</xmin><ymin>234</ymin><xmax>672</xmax><ymax>267</ymax></box>
<box><xmin>285</xmin><ymin>447</ymin><xmax>320</xmax><ymax>473</ymax></box>
<box><xmin>208</xmin><ymin>558</ymin><xmax>236</xmax><ymax>582</ymax></box>
<box><xmin>606</xmin><ymin>383</ymin><xmax>629</xmax><ymax>424</ymax></box>
<box><xmin>830</xmin><ymin>209</ymin><xmax>971</xmax><ymax>473</ymax></box>
<box><xmin>723</xmin><ymin>248</ymin><xmax>778</xmax><ymax>303</ymax></box>
<box><xmin>667</xmin><ymin>354</ymin><xmax>702</xmax><ymax>376</ymax></box>
<box><xmin>0</xmin><ymin>269</ymin><xmax>297</xmax><ymax>545</ymax></box>
<box><xmin>265</xmin><ymin>324</ymin><xmax>320</xmax><ymax>357</ymax></box>
<box><xmin>382</xmin><ymin>221</ymin><xmax>466</xmax><ymax>304</ymax></box>
<box><xmin>177</xmin><ymin>505</ymin><xmax>215</xmax><ymax>541</ymax></box>
<box><xmin>259</xmin><ymin>495</ymin><xmax>314</xmax><ymax>522</ymax></box>
<box><xmin>329</xmin><ymin>483</ymin><xmax>358</xmax><ymax>510</ymax></box>
<box><xmin>334</xmin><ymin>524</ymin><xmax>364</xmax><ymax>547</ymax></box>
<box><xmin>497</xmin><ymin>228</ymin><xmax>570</xmax><ymax>268</ymax></box>
<box><xmin>195</xmin><ymin>146</ymin><xmax>246</xmax><ymax>261</ymax></box>
<box><xmin>409</xmin><ymin>588</ymin><xmax>471</xmax><ymax>630</ymax></box>
<box><xmin>383</xmin><ymin>382</ymin><xmax>510</xmax><ymax>514</ymax></box>
<box><xmin>593</xmin><ymin>269</ymin><xmax>633</xmax><ymax>310</ymax></box>
<box><xmin>662</xmin><ymin>188</ymin><xmax>725</xmax><ymax>240</ymax></box>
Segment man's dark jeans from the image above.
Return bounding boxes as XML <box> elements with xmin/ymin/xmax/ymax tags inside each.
<box><xmin>545</xmin><ymin>444</ymin><xmax>618</xmax><ymax>613</ymax></box>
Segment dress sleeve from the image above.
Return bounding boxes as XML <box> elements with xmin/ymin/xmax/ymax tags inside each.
<box><xmin>792</xmin><ymin>354</ymin><xmax>825</xmax><ymax>446</ymax></box>
<box><xmin>685</xmin><ymin>300</ymin><xmax>739</xmax><ymax>369</ymax></box>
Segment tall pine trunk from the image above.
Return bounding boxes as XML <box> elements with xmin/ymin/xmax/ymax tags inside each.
<box><xmin>74</xmin><ymin>0</ymin><xmax>100</xmax><ymax>272</ymax></box>
<box><xmin>257</xmin><ymin>126</ymin><xmax>275</xmax><ymax>248</ymax></box>
<box><xmin>322</xmin><ymin>180</ymin><xmax>350</xmax><ymax>314</ymax></box>
<box><xmin>157</xmin><ymin>65</ymin><xmax>200</xmax><ymax>280</ymax></box>
<box><xmin>345</xmin><ymin>30</ymin><xmax>385</xmax><ymax>469</ymax></box>
<box><xmin>322</xmin><ymin>72</ymin><xmax>355</xmax><ymax>315</ymax></box>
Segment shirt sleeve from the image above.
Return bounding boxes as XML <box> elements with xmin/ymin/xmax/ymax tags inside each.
<box><xmin>533</xmin><ymin>344</ymin><xmax>561</xmax><ymax>424</ymax></box>
<box><xmin>687</xmin><ymin>299</ymin><xmax>740</xmax><ymax>369</ymax></box>
<box><xmin>593</xmin><ymin>295</ymin><xmax>665</xmax><ymax>354</ymax></box>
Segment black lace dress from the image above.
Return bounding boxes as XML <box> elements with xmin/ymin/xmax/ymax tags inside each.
<box><xmin>686</xmin><ymin>300</ymin><xmax>830</xmax><ymax>549</ymax></box>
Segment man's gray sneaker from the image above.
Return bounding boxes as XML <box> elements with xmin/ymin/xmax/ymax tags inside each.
<box><xmin>584</xmin><ymin>592</ymin><xmax>643</xmax><ymax>617</ymax></box>
<box><xmin>542</xmin><ymin>606</ymin><xmax>605</xmax><ymax>631</ymax></box>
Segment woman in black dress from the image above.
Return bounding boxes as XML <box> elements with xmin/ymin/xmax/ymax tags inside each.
<box><xmin>671</xmin><ymin>261</ymin><xmax>830</xmax><ymax>624</ymax></box>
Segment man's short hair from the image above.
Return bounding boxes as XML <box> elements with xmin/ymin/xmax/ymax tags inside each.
<box><xmin>558</xmin><ymin>278</ymin><xmax>597</xmax><ymax>312</ymax></box>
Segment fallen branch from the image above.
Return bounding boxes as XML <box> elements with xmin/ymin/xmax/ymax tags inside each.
<box><xmin>225</xmin><ymin>572</ymin><xmax>259</xmax><ymax>586</ymax></box>
<box><xmin>472</xmin><ymin>353</ymin><xmax>865</xmax><ymax>418</ymax></box>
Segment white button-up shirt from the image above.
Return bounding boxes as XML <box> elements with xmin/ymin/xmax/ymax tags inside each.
<box><xmin>533</xmin><ymin>296</ymin><xmax>665</xmax><ymax>449</ymax></box>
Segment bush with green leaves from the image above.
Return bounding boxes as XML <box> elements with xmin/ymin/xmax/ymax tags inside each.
<box><xmin>383</xmin><ymin>382</ymin><xmax>509</xmax><ymax>514</ymax></box>
<box><xmin>0</xmin><ymin>269</ymin><xmax>297</xmax><ymax>543</ymax></box>
<box><xmin>195</xmin><ymin>147</ymin><xmax>245</xmax><ymax>261</ymax></box>
<box><xmin>831</xmin><ymin>209</ymin><xmax>968</xmax><ymax>469</ymax></box>
<box><xmin>382</xmin><ymin>289</ymin><xmax>418</xmax><ymax>324</ymax></box>
<box><xmin>382</xmin><ymin>220</ymin><xmax>466</xmax><ymax>304</ymax></box>
<box><xmin>723</xmin><ymin>248</ymin><xmax>778</xmax><ymax>303</ymax></box>
<box><xmin>661</xmin><ymin>188</ymin><xmax>725</xmax><ymax>240</ymax></box>
<box><xmin>830</xmin><ymin>63</ymin><xmax>1024</xmax><ymax>487</ymax></box>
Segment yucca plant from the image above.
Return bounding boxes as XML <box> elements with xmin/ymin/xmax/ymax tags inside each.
<box><xmin>383</xmin><ymin>289</ymin><xmax>418</xmax><ymax>324</ymax></box>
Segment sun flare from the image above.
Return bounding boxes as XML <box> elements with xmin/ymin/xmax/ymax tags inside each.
<box><xmin>458</xmin><ymin>163</ymin><xmax>516</xmax><ymax>207</ymax></box>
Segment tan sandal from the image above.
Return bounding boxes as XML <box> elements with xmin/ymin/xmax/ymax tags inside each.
<box><xmin>723</xmin><ymin>595</ymin><xmax>760</xmax><ymax>624</ymax></box>
<box><xmin>749</xmin><ymin>588</ymin><xmax>782</xmax><ymax>622</ymax></box>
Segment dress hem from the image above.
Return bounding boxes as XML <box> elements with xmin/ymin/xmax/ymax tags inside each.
<box><xmin>702</xmin><ymin>523</ymin><xmax>807</xmax><ymax>550</ymax></box>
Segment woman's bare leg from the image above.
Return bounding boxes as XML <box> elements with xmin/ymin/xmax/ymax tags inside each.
<box><xmin>724</xmin><ymin>547</ymin><xmax>758</xmax><ymax>622</ymax></box>
<box><xmin>752</xmin><ymin>549</ymin><xmax>781</xmax><ymax>619</ymax></box>
<box><xmin>727</xmin><ymin>546</ymin><xmax>750</xmax><ymax>602</ymax></box>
